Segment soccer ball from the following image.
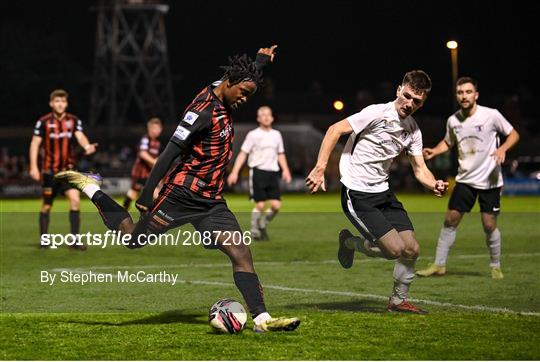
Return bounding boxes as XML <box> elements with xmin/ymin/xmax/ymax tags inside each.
<box><xmin>208</xmin><ymin>298</ymin><xmax>247</xmax><ymax>334</ymax></box>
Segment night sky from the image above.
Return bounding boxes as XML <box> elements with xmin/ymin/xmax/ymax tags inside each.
<box><xmin>0</xmin><ymin>1</ymin><xmax>538</xmax><ymax>125</ymax></box>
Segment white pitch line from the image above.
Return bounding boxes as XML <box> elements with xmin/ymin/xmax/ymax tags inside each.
<box><xmin>51</xmin><ymin>252</ymin><xmax>540</xmax><ymax>273</ymax></box>
<box><xmin>51</xmin><ymin>264</ymin><xmax>540</xmax><ymax>317</ymax></box>
<box><xmin>180</xmin><ymin>279</ymin><xmax>540</xmax><ymax>317</ymax></box>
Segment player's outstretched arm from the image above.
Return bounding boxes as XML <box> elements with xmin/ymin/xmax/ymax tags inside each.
<box><xmin>227</xmin><ymin>151</ymin><xmax>248</xmax><ymax>186</ymax></box>
<box><xmin>74</xmin><ymin>131</ymin><xmax>98</xmax><ymax>155</ymax></box>
<box><xmin>409</xmin><ymin>155</ymin><xmax>448</xmax><ymax>197</ymax></box>
<box><xmin>28</xmin><ymin>135</ymin><xmax>42</xmax><ymax>181</ymax></box>
<box><xmin>306</xmin><ymin>119</ymin><xmax>353</xmax><ymax>193</ymax></box>
<box><xmin>136</xmin><ymin>142</ymin><xmax>183</xmax><ymax>212</ymax></box>
<box><xmin>423</xmin><ymin>139</ymin><xmax>451</xmax><ymax>160</ymax></box>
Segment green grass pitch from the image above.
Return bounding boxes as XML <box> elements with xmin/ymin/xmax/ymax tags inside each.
<box><xmin>1</xmin><ymin>193</ymin><xmax>539</xmax><ymax>359</ymax></box>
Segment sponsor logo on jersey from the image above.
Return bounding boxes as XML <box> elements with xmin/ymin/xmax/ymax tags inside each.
<box><xmin>220</xmin><ymin>124</ymin><xmax>233</xmax><ymax>138</ymax></box>
<box><xmin>183</xmin><ymin>111</ymin><xmax>199</xmax><ymax>125</ymax></box>
<box><xmin>48</xmin><ymin>132</ymin><xmax>73</xmax><ymax>139</ymax></box>
<box><xmin>173</xmin><ymin>125</ymin><xmax>191</xmax><ymax>141</ymax></box>
<box><xmin>157</xmin><ymin>210</ymin><xmax>174</xmax><ymax>222</ymax></box>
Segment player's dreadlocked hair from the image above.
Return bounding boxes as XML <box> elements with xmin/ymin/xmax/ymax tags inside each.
<box><xmin>220</xmin><ymin>54</ymin><xmax>263</xmax><ymax>87</ymax></box>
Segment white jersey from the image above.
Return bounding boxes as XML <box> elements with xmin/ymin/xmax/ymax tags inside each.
<box><xmin>240</xmin><ymin>127</ymin><xmax>285</xmax><ymax>172</ymax></box>
<box><xmin>445</xmin><ymin>105</ymin><xmax>513</xmax><ymax>189</ymax></box>
<box><xmin>339</xmin><ymin>102</ymin><xmax>423</xmax><ymax>193</ymax></box>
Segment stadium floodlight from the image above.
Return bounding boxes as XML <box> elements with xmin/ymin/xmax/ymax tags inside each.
<box><xmin>446</xmin><ymin>40</ymin><xmax>459</xmax><ymax>109</ymax></box>
<box><xmin>333</xmin><ymin>100</ymin><xmax>344</xmax><ymax>111</ymax></box>
<box><xmin>446</xmin><ymin>40</ymin><xmax>458</xmax><ymax>49</ymax></box>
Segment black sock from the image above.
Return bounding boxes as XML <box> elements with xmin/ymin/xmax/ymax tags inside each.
<box><xmin>233</xmin><ymin>271</ymin><xmax>267</xmax><ymax>318</ymax></box>
<box><xmin>69</xmin><ymin>210</ymin><xmax>80</xmax><ymax>234</ymax></box>
<box><xmin>123</xmin><ymin>197</ymin><xmax>132</xmax><ymax>210</ymax></box>
<box><xmin>39</xmin><ymin>211</ymin><xmax>50</xmax><ymax>235</ymax></box>
<box><xmin>91</xmin><ymin>190</ymin><xmax>131</xmax><ymax>230</ymax></box>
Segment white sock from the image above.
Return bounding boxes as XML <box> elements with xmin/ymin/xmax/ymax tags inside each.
<box><xmin>434</xmin><ymin>226</ymin><xmax>457</xmax><ymax>266</ymax></box>
<box><xmin>253</xmin><ymin>312</ymin><xmax>272</xmax><ymax>325</ymax></box>
<box><xmin>486</xmin><ymin>228</ymin><xmax>501</xmax><ymax>268</ymax></box>
<box><xmin>391</xmin><ymin>257</ymin><xmax>416</xmax><ymax>304</ymax></box>
<box><xmin>251</xmin><ymin>208</ymin><xmax>262</xmax><ymax>234</ymax></box>
<box><xmin>82</xmin><ymin>184</ymin><xmax>100</xmax><ymax>199</ymax></box>
<box><xmin>259</xmin><ymin>209</ymin><xmax>277</xmax><ymax>230</ymax></box>
<box><xmin>347</xmin><ymin>235</ymin><xmax>384</xmax><ymax>258</ymax></box>
<box><xmin>265</xmin><ymin>209</ymin><xmax>276</xmax><ymax>221</ymax></box>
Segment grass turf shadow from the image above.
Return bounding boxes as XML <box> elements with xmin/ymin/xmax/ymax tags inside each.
<box><xmin>64</xmin><ymin>310</ymin><xmax>207</xmax><ymax>326</ymax></box>
<box><xmin>285</xmin><ymin>299</ymin><xmax>387</xmax><ymax>313</ymax></box>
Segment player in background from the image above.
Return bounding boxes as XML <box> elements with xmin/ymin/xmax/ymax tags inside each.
<box><xmin>416</xmin><ymin>77</ymin><xmax>519</xmax><ymax>279</ymax></box>
<box><xmin>123</xmin><ymin>118</ymin><xmax>163</xmax><ymax>210</ymax></box>
<box><xmin>227</xmin><ymin>106</ymin><xmax>292</xmax><ymax>240</ymax></box>
<box><xmin>29</xmin><ymin>89</ymin><xmax>98</xmax><ymax>249</ymax></box>
<box><xmin>55</xmin><ymin>46</ymin><xmax>300</xmax><ymax>332</ymax></box>
<box><xmin>306</xmin><ymin>71</ymin><xmax>448</xmax><ymax>314</ymax></box>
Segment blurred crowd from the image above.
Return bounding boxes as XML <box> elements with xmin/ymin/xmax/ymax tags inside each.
<box><xmin>0</xmin><ymin>145</ymin><xmax>137</xmax><ymax>182</ymax></box>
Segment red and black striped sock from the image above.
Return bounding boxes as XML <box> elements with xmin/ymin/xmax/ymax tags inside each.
<box><xmin>233</xmin><ymin>271</ymin><xmax>267</xmax><ymax>318</ymax></box>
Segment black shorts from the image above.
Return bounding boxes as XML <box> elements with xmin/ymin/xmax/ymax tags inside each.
<box><xmin>42</xmin><ymin>171</ymin><xmax>74</xmax><ymax>204</ymax></box>
<box><xmin>131</xmin><ymin>177</ymin><xmax>147</xmax><ymax>191</ymax></box>
<box><xmin>341</xmin><ymin>185</ymin><xmax>414</xmax><ymax>242</ymax></box>
<box><xmin>145</xmin><ymin>184</ymin><xmax>242</xmax><ymax>248</ymax></box>
<box><xmin>249</xmin><ymin>168</ymin><xmax>281</xmax><ymax>202</ymax></box>
<box><xmin>448</xmin><ymin>182</ymin><xmax>502</xmax><ymax>215</ymax></box>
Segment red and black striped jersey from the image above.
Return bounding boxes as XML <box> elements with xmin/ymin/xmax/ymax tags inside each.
<box><xmin>33</xmin><ymin>112</ymin><xmax>83</xmax><ymax>173</ymax></box>
<box><xmin>131</xmin><ymin>134</ymin><xmax>161</xmax><ymax>180</ymax></box>
<box><xmin>166</xmin><ymin>86</ymin><xmax>234</xmax><ymax>199</ymax></box>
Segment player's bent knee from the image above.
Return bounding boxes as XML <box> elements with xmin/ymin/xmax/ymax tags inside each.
<box><xmin>221</xmin><ymin>243</ymin><xmax>254</xmax><ymax>269</ymax></box>
<box><xmin>402</xmin><ymin>244</ymin><xmax>420</xmax><ymax>259</ymax></box>
<box><xmin>269</xmin><ymin>200</ymin><xmax>281</xmax><ymax>210</ymax></box>
<box><xmin>483</xmin><ymin>224</ymin><xmax>497</xmax><ymax>234</ymax></box>
<box><xmin>383</xmin><ymin>245</ymin><xmax>403</xmax><ymax>260</ymax></box>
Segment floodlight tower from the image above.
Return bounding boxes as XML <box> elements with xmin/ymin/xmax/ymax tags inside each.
<box><xmin>89</xmin><ymin>0</ymin><xmax>175</xmax><ymax>128</ymax></box>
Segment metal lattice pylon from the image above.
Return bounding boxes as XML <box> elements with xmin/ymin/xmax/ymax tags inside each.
<box><xmin>89</xmin><ymin>0</ymin><xmax>175</xmax><ymax>127</ymax></box>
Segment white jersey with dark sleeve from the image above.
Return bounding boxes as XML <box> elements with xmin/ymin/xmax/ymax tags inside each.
<box><xmin>240</xmin><ymin>128</ymin><xmax>284</xmax><ymax>172</ymax></box>
<box><xmin>339</xmin><ymin>101</ymin><xmax>423</xmax><ymax>193</ymax></box>
<box><xmin>444</xmin><ymin>105</ymin><xmax>514</xmax><ymax>189</ymax></box>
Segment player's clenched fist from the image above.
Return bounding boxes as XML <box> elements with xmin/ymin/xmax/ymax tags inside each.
<box><xmin>257</xmin><ymin>45</ymin><xmax>278</xmax><ymax>62</ymax></box>
<box><xmin>422</xmin><ymin>147</ymin><xmax>436</xmax><ymax>160</ymax></box>
<box><xmin>433</xmin><ymin>180</ymin><xmax>449</xmax><ymax>197</ymax></box>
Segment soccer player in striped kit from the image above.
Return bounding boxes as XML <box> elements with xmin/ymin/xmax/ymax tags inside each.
<box><xmin>55</xmin><ymin>46</ymin><xmax>300</xmax><ymax>332</ymax></box>
<box><xmin>123</xmin><ymin>118</ymin><xmax>163</xmax><ymax>210</ymax></box>
<box><xmin>227</xmin><ymin>106</ymin><xmax>292</xmax><ymax>240</ymax></box>
<box><xmin>29</xmin><ymin>89</ymin><xmax>98</xmax><ymax>249</ymax></box>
